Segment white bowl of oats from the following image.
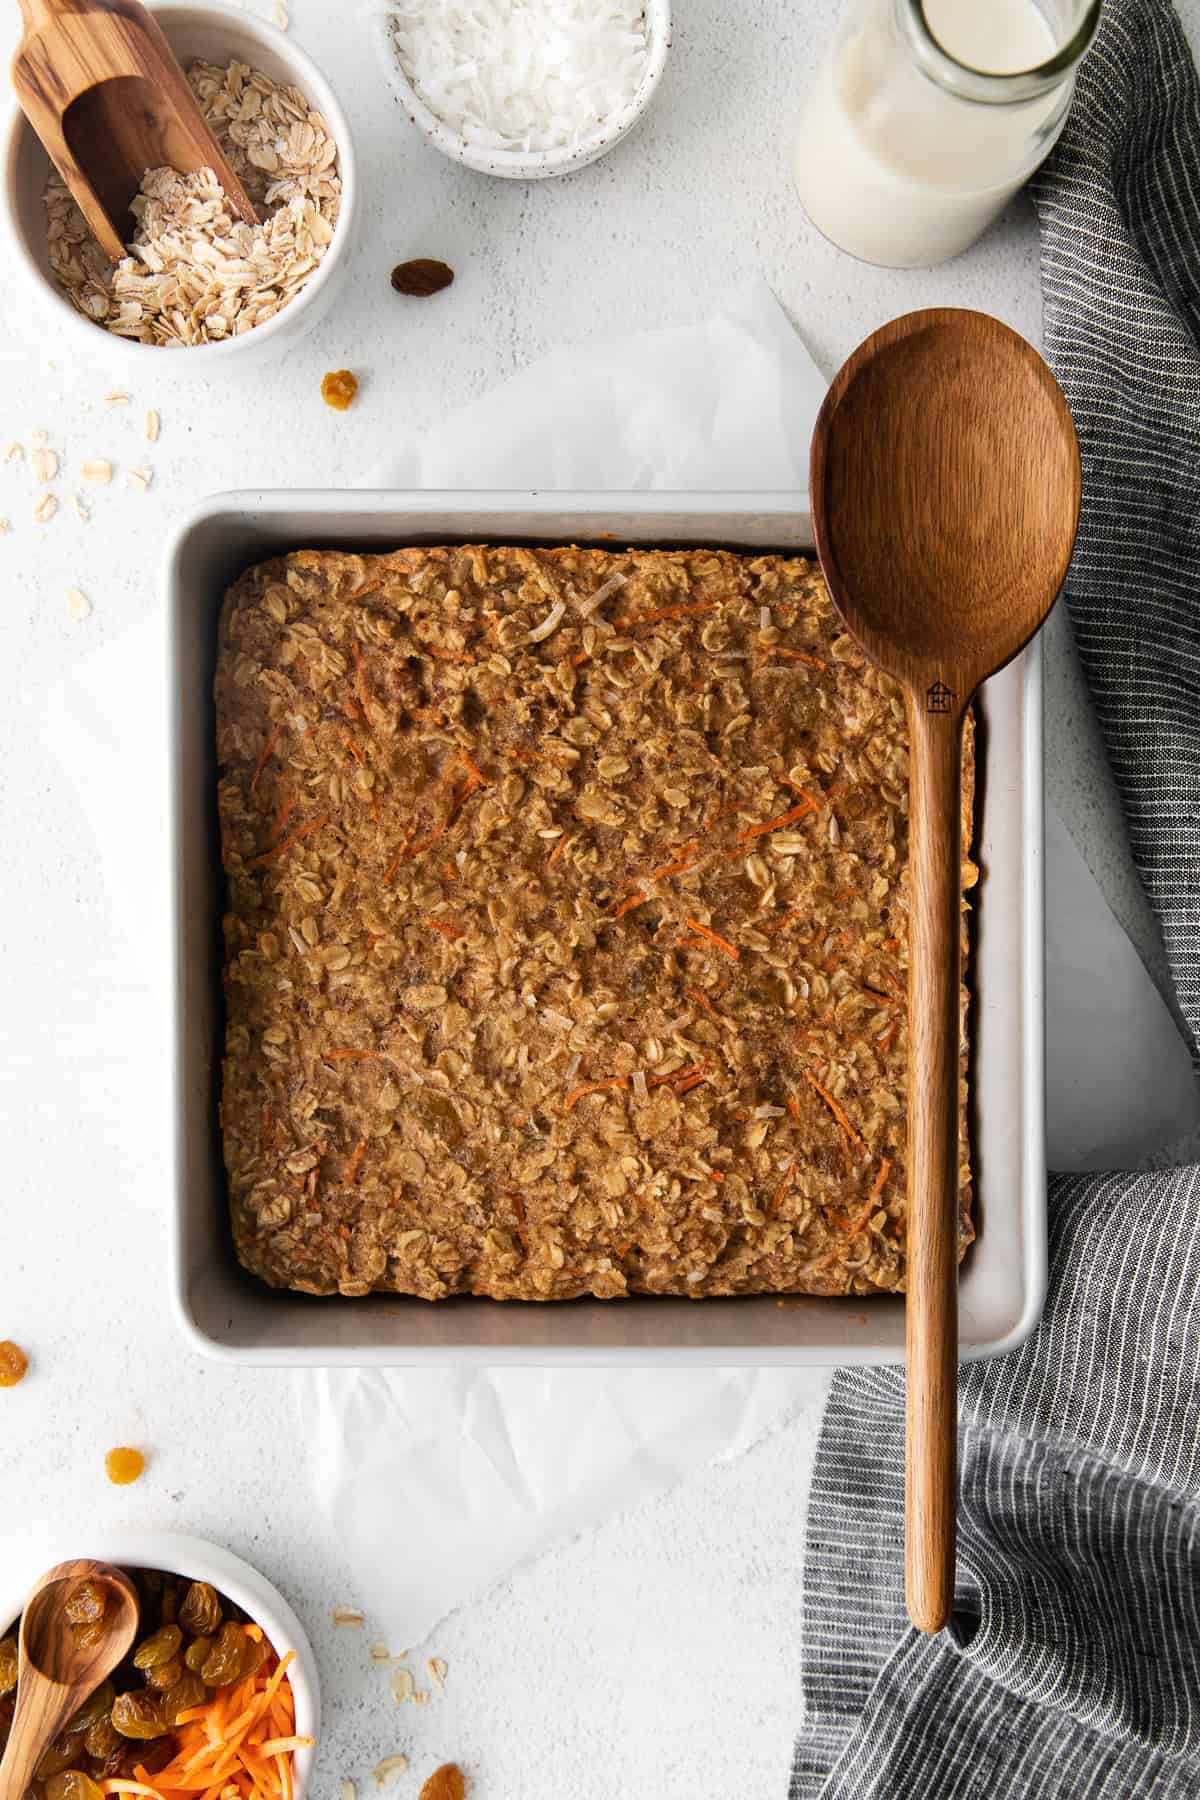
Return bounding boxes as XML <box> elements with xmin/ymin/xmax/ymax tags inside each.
<box><xmin>2</xmin><ymin>2</ymin><xmax>357</xmax><ymax>367</ymax></box>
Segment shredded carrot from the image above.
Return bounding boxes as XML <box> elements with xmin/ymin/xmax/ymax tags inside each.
<box><xmin>870</xmin><ymin>1157</ymin><xmax>892</xmax><ymax>1202</ymax></box>
<box><xmin>651</xmin><ymin>846</ymin><xmax>702</xmax><ymax>880</ymax></box>
<box><xmin>673</xmin><ymin>1070</ymin><xmax>711</xmax><ymax>1095</ymax></box>
<box><xmin>428</xmin><ymin>645</ymin><xmax>476</xmax><ymax>664</ymax></box>
<box><xmin>249</xmin><ymin>728</ymin><xmax>278</xmax><ymax>795</ymax></box>
<box><xmin>772</xmin><ymin>1160</ymin><xmax>798</xmax><ymax>1214</ymax></box>
<box><xmin>686</xmin><ymin>986</ymin><xmax>719</xmax><ymax>1018</ymax></box>
<box><xmin>787</xmin><ymin>1096</ymin><xmax>801</xmax><ymax>1119</ymax></box>
<box><xmin>563</xmin><ymin>1077</ymin><xmax>629</xmax><ymax>1111</ymax></box>
<box><xmin>735</xmin><ymin>796</ymin><xmax>820</xmax><ymax>845</ymax></box>
<box><xmin>571</xmin><ymin>650</ymin><xmax>591</xmax><ymax>667</ymax></box>
<box><xmin>341</xmin><ymin>733</ymin><xmax>365</xmax><ymax>767</ymax></box>
<box><xmin>324</xmin><ymin>1048</ymin><xmax>387</xmax><ymax>1064</ymax></box>
<box><xmin>249</xmin><ymin>814</ymin><xmax>328</xmax><ymax>868</ymax></box>
<box><xmin>270</xmin><ymin>795</ymin><xmax>295</xmax><ymax>839</ymax></box>
<box><xmin>352</xmin><ymin>641</ymin><xmax>373</xmax><ymax>725</ymax></box>
<box><xmin>425</xmin><ymin>917</ymin><xmax>465</xmax><ymax>939</ymax></box>
<box><xmin>802</xmin><ymin>1069</ymin><xmax>866</xmax><ymax>1154</ymax></box>
<box><xmin>101</xmin><ymin>1783</ymin><xmax>169</xmax><ymax>1797</ymax></box>
<box><xmin>647</xmin><ymin>1062</ymin><xmax>709</xmax><ymax>1090</ymax></box>
<box><xmin>460</xmin><ymin>750</ymin><xmax>490</xmax><ymax>788</ymax></box>
<box><xmin>442</xmin><ymin>860</ymin><xmax>458</xmax><ymax>882</ymax></box>
<box><xmin>684</xmin><ymin>918</ymin><xmax>740</xmax><ymax>961</ymax></box>
<box><xmin>614</xmin><ymin>601</ymin><xmax>715</xmax><ymax>629</ymax></box>
<box><xmin>345</xmin><ymin>1139</ymin><xmax>368</xmax><ymax>1184</ymax></box>
<box><xmin>613</xmin><ymin>892</ymin><xmax>649</xmax><ymax>920</ymax></box>
<box><xmin>546</xmin><ymin>834</ymin><xmax>571</xmax><ymax>867</ymax></box>
<box><xmin>764</xmin><ymin>646</ymin><xmax>827</xmax><ymax>671</ymax></box>
<box><xmin>260</xmin><ymin>1103</ymin><xmax>273</xmax><ymax>1154</ymax></box>
<box><xmin>877</xmin><ymin>1024</ymin><xmax>898</xmax><ymax>1054</ymax></box>
<box><xmin>257</xmin><ymin>1739</ymin><xmax>313</xmax><ymax>1758</ymax></box>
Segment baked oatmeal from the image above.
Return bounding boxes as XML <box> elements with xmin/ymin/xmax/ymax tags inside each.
<box><xmin>216</xmin><ymin>545</ymin><xmax>975</xmax><ymax>1300</ymax></box>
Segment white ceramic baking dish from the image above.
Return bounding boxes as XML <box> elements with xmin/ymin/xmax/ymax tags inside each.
<box><xmin>166</xmin><ymin>491</ymin><xmax>1046</xmax><ymax>1365</ymax></box>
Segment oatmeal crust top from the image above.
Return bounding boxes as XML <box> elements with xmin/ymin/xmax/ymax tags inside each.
<box><xmin>216</xmin><ymin>544</ymin><xmax>974</xmax><ymax>1300</ymax></box>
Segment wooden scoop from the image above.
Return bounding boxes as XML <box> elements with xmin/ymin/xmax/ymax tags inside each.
<box><xmin>12</xmin><ymin>0</ymin><xmax>257</xmax><ymax>262</ymax></box>
<box><xmin>0</xmin><ymin>1559</ymin><xmax>139</xmax><ymax>1794</ymax></box>
<box><xmin>810</xmin><ymin>309</ymin><xmax>1080</xmax><ymax>1635</ymax></box>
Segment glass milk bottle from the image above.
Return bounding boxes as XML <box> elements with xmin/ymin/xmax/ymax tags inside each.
<box><xmin>793</xmin><ymin>0</ymin><xmax>1100</xmax><ymax>267</ymax></box>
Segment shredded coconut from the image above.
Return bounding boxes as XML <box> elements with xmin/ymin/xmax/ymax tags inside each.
<box><xmin>389</xmin><ymin>0</ymin><xmax>650</xmax><ymax>153</ymax></box>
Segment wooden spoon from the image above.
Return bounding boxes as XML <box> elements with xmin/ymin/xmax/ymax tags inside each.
<box><xmin>0</xmin><ymin>1559</ymin><xmax>139</xmax><ymax>1794</ymax></box>
<box><xmin>809</xmin><ymin>308</ymin><xmax>1080</xmax><ymax>1635</ymax></box>
<box><xmin>12</xmin><ymin>0</ymin><xmax>258</xmax><ymax>263</ymax></box>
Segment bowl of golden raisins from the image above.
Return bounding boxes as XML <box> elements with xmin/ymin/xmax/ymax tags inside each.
<box><xmin>0</xmin><ymin>1531</ymin><xmax>318</xmax><ymax>1800</ymax></box>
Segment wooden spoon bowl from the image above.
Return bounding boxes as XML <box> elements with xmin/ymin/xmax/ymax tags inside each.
<box><xmin>0</xmin><ymin>1560</ymin><xmax>139</xmax><ymax>1794</ymax></box>
<box><xmin>811</xmin><ymin>308</ymin><xmax>1081</xmax><ymax>1635</ymax></box>
<box><xmin>12</xmin><ymin>0</ymin><xmax>257</xmax><ymax>262</ymax></box>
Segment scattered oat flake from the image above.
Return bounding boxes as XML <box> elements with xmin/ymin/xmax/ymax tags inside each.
<box><xmin>373</xmin><ymin>1757</ymin><xmax>409</xmax><ymax>1787</ymax></box>
<box><xmin>67</xmin><ymin>587</ymin><xmax>92</xmax><ymax>622</ymax></box>
<box><xmin>82</xmin><ymin>459</ymin><xmax>113</xmax><ymax>483</ymax></box>
<box><xmin>145</xmin><ymin>408</ymin><xmax>161</xmax><ymax>442</ymax></box>
<box><xmin>332</xmin><ymin>1605</ymin><xmax>365</xmax><ymax>1628</ymax></box>
<box><xmin>31</xmin><ymin>447</ymin><xmax>59</xmax><ymax>484</ymax></box>
<box><xmin>412</xmin><ymin>1689</ymin><xmax>431</xmax><ymax>1706</ymax></box>
<box><xmin>0</xmin><ymin>518</ymin><xmax>9</xmax><ymax>537</ymax></box>
<box><xmin>369</xmin><ymin>1642</ymin><xmax>392</xmax><ymax>1662</ymax></box>
<box><xmin>428</xmin><ymin>1656</ymin><xmax>448</xmax><ymax>1689</ymax></box>
<box><xmin>34</xmin><ymin>493</ymin><xmax>58</xmax><ymax>524</ymax></box>
<box><xmin>340</xmin><ymin>1782</ymin><xmax>356</xmax><ymax>1800</ymax></box>
<box><xmin>105</xmin><ymin>391</ymin><xmax>130</xmax><ymax>406</ymax></box>
<box><xmin>125</xmin><ymin>466</ymin><xmax>153</xmax><ymax>491</ymax></box>
<box><xmin>391</xmin><ymin>1668</ymin><xmax>415</xmax><ymax>1704</ymax></box>
<box><xmin>3</xmin><ymin>442</ymin><xmax>23</xmax><ymax>463</ymax></box>
<box><xmin>31</xmin><ymin>428</ymin><xmax>48</xmax><ymax>445</ymax></box>
<box><xmin>271</xmin><ymin>0</ymin><xmax>290</xmax><ymax>26</ymax></box>
<box><xmin>73</xmin><ymin>495</ymin><xmax>90</xmax><ymax>522</ymax></box>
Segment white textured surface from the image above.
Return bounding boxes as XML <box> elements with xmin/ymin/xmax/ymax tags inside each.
<box><xmin>1</xmin><ymin>2</ymin><xmax>1198</xmax><ymax>1796</ymax></box>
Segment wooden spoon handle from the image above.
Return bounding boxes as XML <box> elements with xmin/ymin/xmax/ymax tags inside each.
<box><xmin>903</xmin><ymin>691</ymin><xmax>966</xmax><ymax>1634</ymax></box>
<box><xmin>0</xmin><ymin>1680</ymin><xmax>79</xmax><ymax>1798</ymax></box>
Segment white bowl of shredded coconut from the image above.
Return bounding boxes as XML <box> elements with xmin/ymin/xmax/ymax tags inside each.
<box><xmin>376</xmin><ymin>0</ymin><xmax>671</xmax><ymax>179</ymax></box>
<box><xmin>2</xmin><ymin>2</ymin><xmax>358</xmax><ymax>366</ymax></box>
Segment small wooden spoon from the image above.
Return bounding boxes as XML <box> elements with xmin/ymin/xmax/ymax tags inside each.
<box><xmin>0</xmin><ymin>1560</ymin><xmax>139</xmax><ymax>1794</ymax></box>
<box><xmin>810</xmin><ymin>309</ymin><xmax>1080</xmax><ymax>1635</ymax></box>
<box><xmin>12</xmin><ymin>0</ymin><xmax>258</xmax><ymax>263</ymax></box>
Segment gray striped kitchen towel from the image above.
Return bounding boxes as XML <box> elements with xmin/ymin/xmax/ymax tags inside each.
<box><xmin>790</xmin><ymin>2</ymin><xmax>1200</xmax><ymax>1796</ymax></box>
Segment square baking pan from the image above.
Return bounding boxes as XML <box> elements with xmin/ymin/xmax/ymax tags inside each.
<box><xmin>166</xmin><ymin>490</ymin><xmax>1046</xmax><ymax>1364</ymax></box>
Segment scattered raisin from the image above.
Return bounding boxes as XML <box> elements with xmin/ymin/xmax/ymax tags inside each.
<box><xmin>179</xmin><ymin>1581</ymin><xmax>222</xmax><ymax>1638</ymax></box>
<box><xmin>110</xmin><ymin>1690</ymin><xmax>166</xmax><ymax>1740</ymax></box>
<box><xmin>46</xmin><ymin>1772</ymin><xmax>104</xmax><ymax>1800</ymax></box>
<box><xmin>104</xmin><ymin>1447</ymin><xmax>145</xmax><ymax>1486</ymax></box>
<box><xmin>0</xmin><ymin>1637</ymin><xmax>16</xmax><ymax>1696</ymax></box>
<box><xmin>419</xmin><ymin>1765</ymin><xmax>466</xmax><ymax>1800</ymax></box>
<box><xmin>321</xmin><ymin>369</ymin><xmax>358</xmax><ymax>410</ymax></box>
<box><xmin>200</xmin><ymin>1622</ymin><xmax>250</xmax><ymax>1687</ymax></box>
<box><xmin>69</xmin><ymin>1680</ymin><xmax>114</xmax><ymax>1735</ymax></box>
<box><xmin>133</xmin><ymin>1624</ymin><xmax>182</xmax><ymax>1671</ymax></box>
<box><xmin>72</xmin><ymin>1622</ymin><xmax>106</xmax><ymax>1651</ymax></box>
<box><xmin>0</xmin><ymin>1341</ymin><xmax>28</xmax><ymax>1386</ymax></box>
<box><xmin>64</xmin><ymin>1581</ymin><xmax>107</xmax><ymax>1627</ymax></box>
<box><xmin>390</xmin><ymin>258</ymin><xmax>454</xmax><ymax>297</ymax></box>
<box><xmin>184</xmin><ymin>1636</ymin><xmax>213</xmax><ymax>1673</ymax></box>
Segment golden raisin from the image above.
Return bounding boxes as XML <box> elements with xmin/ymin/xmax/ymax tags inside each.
<box><xmin>321</xmin><ymin>369</ymin><xmax>358</xmax><ymax>410</ymax></box>
<box><xmin>419</xmin><ymin>1765</ymin><xmax>465</xmax><ymax>1800</ymax></box>
<box><xmin>45</xmin><ymin>1773</ymin><xmax>104</xmax><ymax>1800</ymax></box>
<box><xmin>0</xmin><ymin>1341</ymin><xmax>28</xmax><ymax>1387</ymax></box>
<box><xmin>83</xmin><ymin>1713</ymin><xmax>121</xmax><ymax>1764</ymax></box>
<box><xmin>199</xmin><ymin>1622</ymin><xmax>249</xmax><ymax>1687</ymax></box>
<box><xmin>104</xmin><ymin>1447</ymin><xmax>145</xmax><ymax>1486</ymax></box>
<box><xmin>68</xmin><ymin>1679</ymin><xmax>114</xmax><ymax>1734</ymax></box>
<box><xmin>37</xmin><ymin>1730</ymin><xmax>86</xmax><ymax>1778</ymax></box>
<box><xmin>110</xmin><ymin>1690</ymin><xmax>166</xmax><ymax>1740</ymax></box>
<box><xmin>65</xmin><ymin>1580</ymin><xmax>108</xmax><ymax>1627</ymax></box>
<box><xmin>0</xmin><ymin>1638</ymin><xmax>16</xmax><ymax>1696</ymax></box>
<box><xmin>160</xmin><ymin>1670</ymin><xmax>206</xmax><ymax>1728</ymax></box>
<box><xmin>183</xmin><ymin>1636</ymin><xmax>213</xmax><ymax>1673</ymax></box>
<box><xmin>179</xmin><ymin>1581</ymin><xmax>222</xmax><ymax>1638</ymax></box>
<box><xmin>133</xmin><ymin>1624</ymin><xmax>182</xmax><ymax>1671</ymax></box>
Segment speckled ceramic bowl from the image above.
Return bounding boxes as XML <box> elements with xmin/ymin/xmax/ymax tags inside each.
<box><xmin>375</xmin><ymin>0</ymin><xmax>671</xmax><ymax>179</ymax></box>
<box><xmin>1</xmin><ymin>1</ymin><xmax>358</xmax><ymax>372</ymax></box>
<box><xmin>0</xmin><ymin>1530</ymin><xmax>319</xmax><ymax>1799</ymax></box>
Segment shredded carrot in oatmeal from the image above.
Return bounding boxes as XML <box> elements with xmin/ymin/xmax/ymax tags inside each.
<box><xmin>802</xmin><ymin>1070</ymin><xmax>867</xmax><ymax>1154</ymax></box>
<box><xmin>684</xmin><ymin>919</ymin><xmax>740</xmax><ymax>961</ymax></box>
<box><xmin>249</xmin><ymin>813</ymin><xmax>328</xmax><ymax>867</ymax></box>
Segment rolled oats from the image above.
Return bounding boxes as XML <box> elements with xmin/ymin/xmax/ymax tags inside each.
<box><xmin>217</xmin><ymin>546</ymin><xmax>975</xmax><ymax>1303</ymax></box>
<box><xmin>45</xmin><ymin>60</ymin><xmax>341</xmax><ymax>347</ymax></box>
